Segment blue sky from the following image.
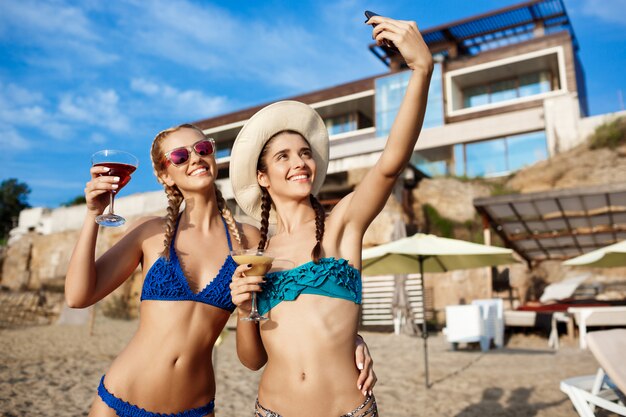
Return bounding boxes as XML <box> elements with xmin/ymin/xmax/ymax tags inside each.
<box><xmin>1</xmin><ymin>0</ymin><xmax>625</xmax><ymax>208</ymax></box>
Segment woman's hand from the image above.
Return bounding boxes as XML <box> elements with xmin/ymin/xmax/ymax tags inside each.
<box><xmin>355</xmin><ymin>334</ymin><xmax>377</xmax><ymax>396</ymax></box>
<box><xmin>85</xmin><ymin>166</ymin><xmax>120</xmax><ymax>217</ymax></box>
<box><xmin>367</xmin><ymin>15</ymin><xmax>433</xmax><ymax>74</ymax></box>
<box><xmin>229</xmin><ymin>263</ymin><xmax>265</xmax><ymax>317</ymax></box>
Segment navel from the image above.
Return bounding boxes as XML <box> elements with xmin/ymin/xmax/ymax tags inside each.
<box><xmin>300</xmin><ymin>372</ymin><xmax>306</xmax><ymax>381</ymax></box>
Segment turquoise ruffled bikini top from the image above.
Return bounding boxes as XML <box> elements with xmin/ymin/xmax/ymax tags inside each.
<box><xmin>256</xmin><ymin>257</ymin><xmax>362</xmax><ymax>316</ymax></box>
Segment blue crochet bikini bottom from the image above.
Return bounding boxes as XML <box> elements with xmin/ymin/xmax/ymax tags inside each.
<box><xmin>98</xmin><ymin>375</ymin><xmax>215</xmax><ymax>417</ymax></box>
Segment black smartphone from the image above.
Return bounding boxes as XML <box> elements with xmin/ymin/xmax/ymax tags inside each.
<box><xmin>364</xmin><ymin>10</ymin><xmax>379</xmax><ymax>22</ymax></box>
<box><xmin>364</xmin><ymin>10</ymin><xmax>399</xmax><ymax>52</ymax></box>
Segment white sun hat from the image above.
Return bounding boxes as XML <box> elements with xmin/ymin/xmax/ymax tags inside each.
<box><xmin>229</xmin><ymin>100</ymin><xmax>329</xmax><ymax>222</ymax></box>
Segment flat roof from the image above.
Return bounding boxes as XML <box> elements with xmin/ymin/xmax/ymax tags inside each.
<box><xmin>371</xmin><ymin>0</ymin><xmax>577</xmax><ymax>66</ymax></box>
<box><xmin>193</xmin><ymin>74</ymin><xmax>379</xmax><ymax>130</ymax></box>
<box><xmin>474</xmin><ymin>183</ymin><xmax>626</xmax><ymax>265</ymax></box>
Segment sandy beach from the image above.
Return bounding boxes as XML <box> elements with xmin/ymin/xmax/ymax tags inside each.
<box><xmin>0</xmin><ymin>314</ymin><xmax>598</xmax><ymax>417</ymax></box>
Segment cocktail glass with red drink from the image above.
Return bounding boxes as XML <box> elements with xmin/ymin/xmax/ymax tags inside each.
<box><xmin>91</xmin><ymin>150</ymin><xmax>139</xmax><ymax>227</ymax></box>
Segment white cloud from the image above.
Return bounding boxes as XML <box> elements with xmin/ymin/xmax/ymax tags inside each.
<box><xmin>0</xmin><ymin>82</ymin><xmax>51</xmax><ymax>127</ymax></box>
<box><xmin>3</xmin><ymin>84</ymin><xmax>44</xmax><ymax>105</ymax></box>
<box><xmin>59</xmin><ymin>89</ymin><xmax>130</xmax><ymax>132</ymax></box>
<box><xmin>0</xmin><ymin>81</ymin><xmax>131</xmax><ymax>146</ymax></box>
<box><xmin>0</xmin><ymin>128</ymin><xmax>32</xmax><ymax>150</ymax></box>
<box><xmin>0</xmin><ymin>0</ymin><xmax>119</xmax><ymax>72</ymax></box>
<box><xmin>579</xmin><ymin>0</ymin><xmax>626</xmax><ymax>26</ymax></box>
<box><xmin>0</xmin><ymin>0</ymin><xmax>97</xmax><ymax>41</ymax></box>
<box><xmin>90</xmin><ymin>133</ymin><xmax>107</xmax><ymax>144</ymax></box>
<box><xmin>131</xmin><ymin>78</ymin><xmax>227</xmax><ymax>118</ymax></box>
<box><xmin>121</xmin><ymin>0</ymin><xmax>369</xmax><ymax>90</ymax></box>
<box><xmin>130</xmin><ymin>78</ymin><xmax>160</xmax><ymax>95</ymax></box>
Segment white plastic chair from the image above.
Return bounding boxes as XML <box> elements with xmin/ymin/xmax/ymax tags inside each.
<box><xmin>560</xmin><ymin>329</ymin><xmax>626</xmax><ymax>416</ymax></box>
<box><xmin>472</xmin><ymin>298</ymin><xmax>504</xmax><ymax>348</ymax></box>
<box><xmin>444</xmin><ymin>305</ymin><xmax>490</xmax><ymax>351</ymax></box>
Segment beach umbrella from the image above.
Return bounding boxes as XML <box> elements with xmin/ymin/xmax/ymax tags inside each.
<box><xmin>361</xmin><ymin>233</ymin><xmax>518</xmax><ymax>388</ymax></box>
<box><xmin>562</xmin><ymin>240</ymin><xmax>626</xmax><ymax>268</ymax></box>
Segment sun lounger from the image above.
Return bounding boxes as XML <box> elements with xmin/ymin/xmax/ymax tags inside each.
<box><xmin>540</xmin><ymin>273</ymin><xmax>590</xmax><ymax>304</ymax></box>
<box><xmin>560</xmin><ymin>329</ymin><xmax>626</xmax><ymax>416</ymax></box>
<box><xmin>568</xmin><ymin>306</ymin><xmax>626</xmax><ymax>349</ymax></box>
<box><xmin>503</xmin><ymin>310</ymin><xmax>537</xmax><ymax>327</ymax></box>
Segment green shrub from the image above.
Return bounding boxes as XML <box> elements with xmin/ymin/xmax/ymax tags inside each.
<box><xmin>423</xmin><ymin>204</ymin><xmax>454</xmax><ymax>238</ymax></box>
<box><xmin>588</xmin><ymin>116</ymin><xmax>626</xmax><ymax>150</ymax></box>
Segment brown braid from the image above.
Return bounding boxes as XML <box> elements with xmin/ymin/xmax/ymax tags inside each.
<box><xmin>309</xmin><ymin>194</ymin><xmax>326</xmax><ymax>263</ymax></box>
<box><xmin>257</xmin><ymin>187</ymin><xmax>272</xmax><ymax>251</ymax></box>
<box><xmin>215</xmin><ymin>188</ymin><xmax>243</xmax><ymax>247</ymax></box>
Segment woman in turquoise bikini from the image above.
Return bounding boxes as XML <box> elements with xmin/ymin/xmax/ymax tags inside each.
<box><xmin>65</xmin><ymin>123</ymin><xmax>376</xmax><ymax>417</ymax></box>
<box><xmin>229</xmin><ymin>14</ymin><xmax>433</xmax><ymax>417</ymax></box>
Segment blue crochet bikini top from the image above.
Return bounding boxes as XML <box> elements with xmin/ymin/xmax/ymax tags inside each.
<box><xmin>140</xmin><ymin>216</ymin><xmax>237</xmax><ymax>312</ymax></box>
<box><xmin>256</xmin><ymin>257</ymin><xmax>361</xmax><ymax>316</ymax></box>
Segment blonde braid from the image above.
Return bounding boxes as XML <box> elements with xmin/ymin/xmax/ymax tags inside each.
<box><xmin>162</xmin><ymin>185</ymin><xmax>184</xmax><ymax>258</ymax></box>
<box><xmin>215</xmin><ymin>188</ymin><xmax>243</xmax><ymax>247</ymax></box>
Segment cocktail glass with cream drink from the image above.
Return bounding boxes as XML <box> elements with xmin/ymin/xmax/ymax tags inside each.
<box><xmin>230</xmin><ymin>249</ymin><xmax>274</xmax><ymax>321</ymax></box>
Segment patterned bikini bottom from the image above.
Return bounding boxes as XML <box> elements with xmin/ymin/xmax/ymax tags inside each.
<box><xmin>254</xmin><ymin>394</ymin><xmax>377</xmax><ymax>417</ymax></box>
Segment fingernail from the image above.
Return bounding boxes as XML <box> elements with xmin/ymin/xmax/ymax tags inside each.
<box><xmin>358</xmin><ymin>362</ymin><xmax>364</xmax><ymax>370</ymax></box>
<box><xmin>113</xmin><ymin>177</ymin><xmax>120</xmax><ymax>182</ymax></box>
<box><xmin>358</xmin><ymin>384</ymin><xmax>362</xmax><ymax>390</ymax></box>
<box><xmin>102</xmin><ymin>167</ymin><xmax>111</xmax><ymax>172</ymax></box>
<box><xmin>112</xmin><ymin>184</ymin><xmax>119</xmax><ymax>189</ymax></box>
<box><xmin>369</xmin><ymin>390</ymin><xmax>372</xmax><ymax>396</ymax></box>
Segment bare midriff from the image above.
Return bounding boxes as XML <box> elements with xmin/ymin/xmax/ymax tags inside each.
<box><xmin>102</xmin><ymin>301</ymin><xmax>229</xmax><ymax>413</ymax></box>
<box><xmin>258</xmin><ymin>294</ymin><xmax>364</xmax><ymax>416</ymax></box>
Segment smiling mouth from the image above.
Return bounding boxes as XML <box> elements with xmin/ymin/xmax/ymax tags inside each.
<box><xmin>189</xmin><ymin>167</ymin><xmax>208</xmax><ymax>176</ymax></box>
<box><xmin>289</xmin><ymin>174</ymin><xmax>310</xmax><ymax>182</ymax></box>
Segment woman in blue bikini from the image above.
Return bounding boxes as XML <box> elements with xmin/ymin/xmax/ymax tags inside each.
<box><xmin>65</xmin><ymin>123</ymin><xmax>376</xmax><ymax>417</ymax></box>
<box><xmin>229</xmin><ymin>15</ymin><xmax>433</xmax><ymax>416</ymax></box>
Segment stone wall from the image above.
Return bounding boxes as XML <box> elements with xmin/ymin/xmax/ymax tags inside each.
<box><xmin>413</xmin><ymin>178</ymin><xmax>492</xmax><ymax>223</ymax></box>
<box><xmin>1</xmin><ymin>208</ymin><xmax>163</xmax><ymax>319</ymax></box>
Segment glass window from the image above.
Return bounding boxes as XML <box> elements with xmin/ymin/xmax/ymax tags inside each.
<box><xmin>412</xmin><ymin>152</ymin><xmax>449</xmax><ymax>177</ymax></box>
<box><xmin>462</xmin><ymin>71</ymin><xmax>554</xmax><ymax>109</ymax></box>
<box><xmin>506</xmin><ymin>131</ymin><xmax>548</xmax><ymax>171</ymax></box>
<box><xmin>376</xmin><ymin>63</ymin><xmax>443</xmax><ymax>137</ymax></box>
<box><xmin>464</xmin><ymin>85</ymin><xmax>489</xmax><ymax>108</ymax></box>
<box><xmin>215</xmin><ymin>148</ymin><xmax>231</xmax><ymax>159</ymax></box>
<box><xmin>490</xmin><ymin>79</ymin><xmax>518</xmax><ymax>103</ymax></box>
<box><xmin>453</xmin><ymin>144</ymin><xmax>465</xmax><ymax>177</ymax></box>
<box><xmin>454</xmin><ymin>131</ymin><xmax>547</xmax><ymax>177</ymax></box>
<box><xmin>423</xmin><ymin>63</ymin><xmax>444</xmax><ymax>129</ymax></box>
<box><xmin>519</xmin><ymin>72</ymin><xmax>551</xmax><ymax>97</ymax></box>
<box><xmin>375</xmin><ymin>71</ymin><xmax>411</xmax><ymax>137</ymax></box>
<box><xmin>325</xmin><ymin>114</ymin><xmax>357</xmax><ymax>136</ymax></box>
<box><xmin>465</xmin><ymin>139</ymin><xmax>507</xmax><ymax>177</ymax></box>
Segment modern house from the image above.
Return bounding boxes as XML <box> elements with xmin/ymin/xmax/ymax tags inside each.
<box><xmin>193</xmin><ymin>0</ymin><xmax>589</xmax><ymax>215</ymax></box>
